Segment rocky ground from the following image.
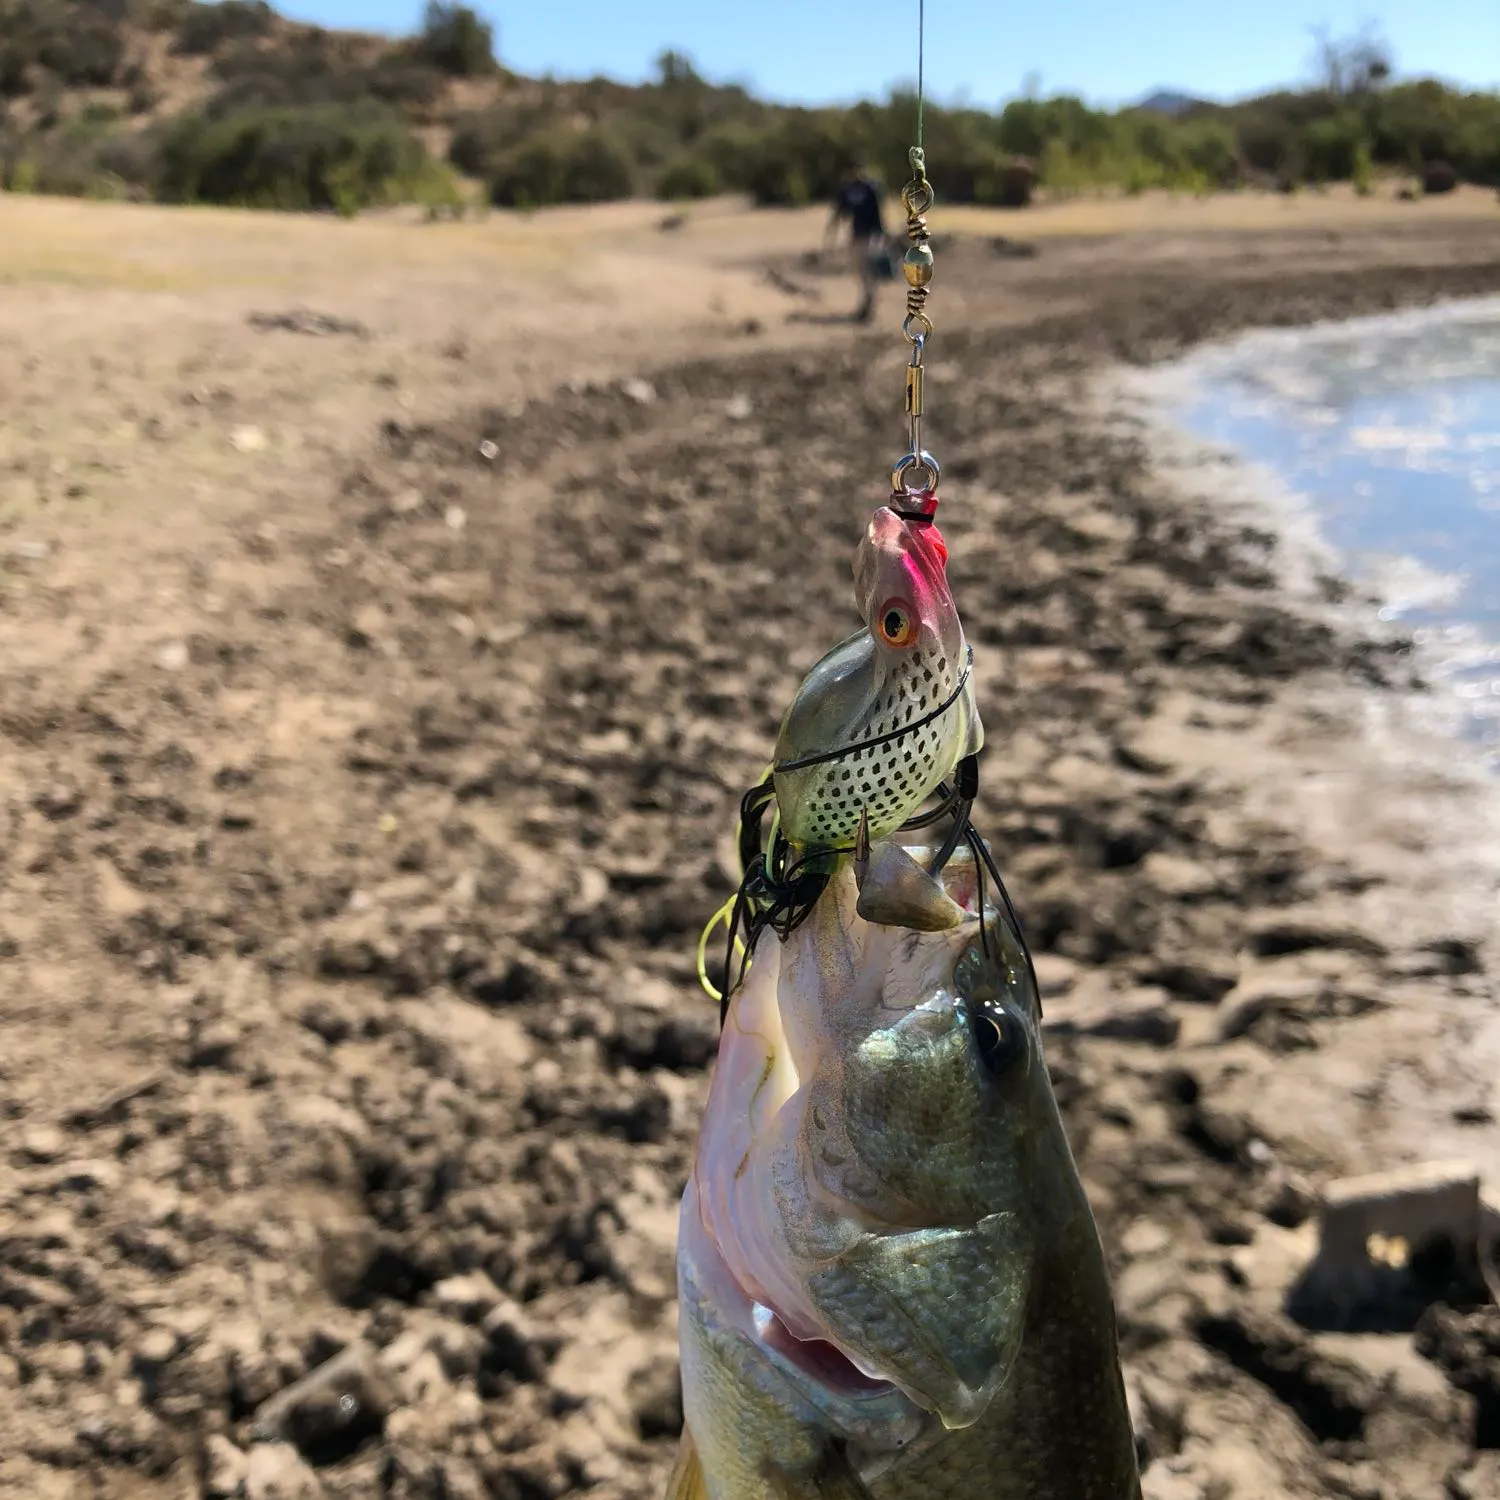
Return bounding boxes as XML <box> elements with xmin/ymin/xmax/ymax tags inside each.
<box><xmin>1</xmin><ymin>207</ymin><xmax>1499</xmax><ymax>1500</ymax></box>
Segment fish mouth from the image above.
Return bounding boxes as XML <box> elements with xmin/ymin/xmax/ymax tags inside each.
<box><xmin>749</xmin><ymin>1296</ymin><xmax>897</xmax><ymax>1398</ymax></box>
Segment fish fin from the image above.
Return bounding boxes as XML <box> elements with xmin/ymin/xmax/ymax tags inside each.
<box><xmin>664</xmin><ymin>1427</ymin><xmax>708</xmax><ymax>1500</ymax></box>
<box><xmin>855</xmin><ymin>838</ymin><xmax>967</xmax><ymax>932</ymax></box>
<box><xmin>766</xmin><ymin>1441</ymin><xmax>875</xmax><ymax>1500</ymax></box>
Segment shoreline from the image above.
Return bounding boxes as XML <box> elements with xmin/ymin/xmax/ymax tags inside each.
<box><xmin>1119</xmin><ymin>295</ymin><xmax>1500</xmax><ymax>797</ymax></box>
<box><xmin>1</xmin><ymin>216</ymin><xmax>1499</xmax><ymax>1500</ymax></box>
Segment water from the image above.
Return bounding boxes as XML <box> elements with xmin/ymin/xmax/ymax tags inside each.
<box><xmin>1164</xmin><ymin>296</ymin><xmax>1500</xmax><ymax>771</ymax></box>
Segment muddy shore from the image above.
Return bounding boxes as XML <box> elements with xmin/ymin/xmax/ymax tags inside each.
<box><xmin>2</xmin><ymin>215</ymin><xmax>1500</xmax><ymax>1500</ymax></box>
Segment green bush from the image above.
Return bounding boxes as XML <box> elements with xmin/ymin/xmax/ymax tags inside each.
<box><xmin>156</xmin><ymin>100</ymin><xmax>437</xmax><ymax>212</ymax></box>
<box><xmin>729</xmin><ymin>112</ymin><xmax>851</xmax><ymax>206</ymax></box>
<box><xmin>0</xmin><ymin>1</ymin><xmax>128</xmax><ymax>93</ymax></box>
<box><xmin>173</xmin><ymin>0</ymin><xmax>273</xmax><ymax>56</ymax></box>
<box><xmin>656</xmin><ymin>154</ymin><xmax>718</xmax><ymax>200</ymax></box>
<box><xmin>1352</xmin><ymin>141</ymin><xmax>1374</xmax><ymax>194</ymax></box>
<box><xmin>486</xmin><ymin>132</ymin><xmax>564</xmax><ymax>207</ymax></box>
<box><xmin>487</xmin><ymin>127</ymin><xmax>634</xmax><ymax>208</ymax></box>
<box><xmin>1300</xmin><ymin>112</ymin><xmax>1363</xmax><ymax>181</ymax></box>
<box><xmin>1178</xmin><ymin>121</ymin><xmax>1240</xmax><ymax>188</ymax></box>
<box><xmin>414</xmin><ymin>1</ymin><xmax>494</xmax><ymax>77</ymax></box>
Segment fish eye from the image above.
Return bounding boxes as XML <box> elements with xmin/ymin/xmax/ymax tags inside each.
<box><xmin>968</xmin><ymin>998</ymin><xmax>1027</xmax><ymax>1078</ymax></box>
<box><xmin>876</xmin><ymin>599</ymin><xmax>917</xmax><ymax>648</ymax></box>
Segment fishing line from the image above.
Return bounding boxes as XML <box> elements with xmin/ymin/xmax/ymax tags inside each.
<box><xmin>916</xmin><ymin>0</ymin><xmax>925</xmax><ymax>156</ymax></box>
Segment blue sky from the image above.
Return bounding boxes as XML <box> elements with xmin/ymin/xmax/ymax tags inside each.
<box><xmin>273</xmin><ymin>0</ymin><xmax>1500</xmax><ymax>107</ymax></box>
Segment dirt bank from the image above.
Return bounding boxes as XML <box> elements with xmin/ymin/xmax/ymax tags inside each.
<box><xmin>1</xmin><ymin>212</ymin><xmax>1499</xmax><ymax>1500</ymax></box>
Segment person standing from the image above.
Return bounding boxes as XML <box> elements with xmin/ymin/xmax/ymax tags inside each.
<box><xmin>825</xmin><ymin>161</ymin><xmax>888</xmax><ymax>323</ymax></box>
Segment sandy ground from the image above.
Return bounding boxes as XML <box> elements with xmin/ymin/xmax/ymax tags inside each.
<box><xmin>1</xmin><ymin>188</ymin><xmax>1500</xmax><ymax>1500</ymax></box>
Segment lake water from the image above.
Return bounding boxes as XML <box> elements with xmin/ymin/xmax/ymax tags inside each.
<box><xmin>1164</xmin><ymin>296</ymin><xmax>1500</xmax><ymax>772</ymax></box>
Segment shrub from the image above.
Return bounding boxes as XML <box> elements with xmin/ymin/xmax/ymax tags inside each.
<box><xmin>487</xmin><ymin>127</ymin><xmax>634</xmax><ymax>207</ymax></box>
<box><xmin>989</xmin><ymin>156</ymin><xmax>1035</xmax><ymax>207</ymax></box>
<box><xmin>365</xmin><ymin>57</ymin><xmax>446</xmax><ymax>109</ymax></box>
<box><xmin>173</xmin><ymin>0</ymin><xmax>273</xmax><ymax>56</ymax></box>
<box><xmin>1422</xmin><ymin>159</ymin><xmax>1457</xmax><ymax>194</ymax></box>
<box><xmin>414</xmin><ymin>1</ymin><xmax>494</xmax><ymax>78</ymax></box>
<box><xmin>487</xmin><ymin>132</ymin><xmax>564</xmax><ymax>207</ymax></box>
<box><xmin>156</xmin><ymin>101</ymin><xmax>436</xmax><ymax>212</ymax></box>
<box><xmin>38</xmin><ymin>14</ymin><xmax>126</xmax><ymax>86</ymax></box>
<box><xmin>656</xmin><ymin>154</ymin><xmax>718</xmax><ymax>200</ymax></box>
<box><xmin>1352</xmin><ymin>141</ymin><xmax>1374</xmax><ymax>194</ymax></box>
<box><xmin>1299</xmin><ymin>112</ymin><xmax>1363</xmax><ymax>181</ymax></box>
<box><xmin>1178</xmin><ymin>121</ymin><xmax>1240</xmax><ymax>188</ymax></box>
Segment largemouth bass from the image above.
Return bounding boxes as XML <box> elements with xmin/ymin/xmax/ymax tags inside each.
<box><xmin>771</xmin><ymin>501</ymin><xmax>982</xmax><ymax>853</ymax></box>
<box><xmin>671</xmin><ymin>838</ymin><xmax>1140</xmax><ymax>1500</ymax></box>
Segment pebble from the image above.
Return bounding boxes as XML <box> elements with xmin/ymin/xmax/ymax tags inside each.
<box><xmin>19</xmin><ymin>1125</ymin><xmax>67</xmax><ymax>1163</ymax></box>
<box><xmin>1215</xmin><ymin>976</ymin><xmax>1322</xmax><ymax>1041</ymax></box>
<box><xmin>245</xmin><ymin>1441</ymin><xmax>323</xmax><ymax>1500</ymax></box>
<box><xmin>431</xmin><ymin>1271</ymin><xmax>504</xmax><ymax>1325</ymax></box>
<box><xmin>204</xmin><ymin>1434</ymin><xmax>250</xmax><ymax>1498</ymax></box>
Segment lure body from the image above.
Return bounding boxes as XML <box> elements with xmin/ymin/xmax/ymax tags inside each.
<box><xmin>771</xmin><ymin>502</ymin><xmax>982</xmax><ymax>853</ymax></box>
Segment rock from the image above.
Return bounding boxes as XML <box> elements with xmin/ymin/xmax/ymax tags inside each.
<box><xmin>1216</xmin><ymin>977</ymin><xmax>1322</xmax><ymax>1040</ymax></box>
<box><xmin>1246</xmin><ymin>914</ymin><xmax>1385</xmax><ymax>960</ymax></box>
<box><xmin>1113</xmin><ymin>1258</ymin><xmax>1200</xmax><ymax>1342</ymax></box>
<box><xmin>131</xmin><ymin>1326</ymin><xmax>181</xmax><ymax>1395</ymax></box>
<box><xmin>1047</xmin><ymin>985</ymin><xmax>1180</xmax><ymax>1046</ymax></box>
<box><xmin>1194</xmin><ymin>1307</ymin><xmax>1377</xmax><ymax>1442</ymax></box>
<box><xmin>45</xmin><ymin>1157</ymin><xmax>123</xmax><ymax>1194</ymax></box>
<box><xmin>1290</xmin><ymin>1162</ymin><xmax>1486</xmax><ymax>1329</ymax></box>
<box><xmin>245</xmin><ymin>1442</ymin><xmax>323</xmax><ymax>1500</ymax></box>
<box><xmin>1413</xmin><ymin>1304</ymin><xmax>1500</xmax><ymax>1439</ymax></box>
<box><xmin>204</xmin><ymin>1435</ymin><xmax>250</xmax><ymax>1497</ymax></box>
<box><xmin>1261</xmin><ymin>1168</ymin><xmax>1318</xmax><ymax>1229</ymax></box>
<box><xmin>251</xmin><ymin>1340</ymin><xmax>394</xmax><ymax>1463</ymax></box>
<box><xmin>626</xmin><ymin>1354</ymin><xmax>683</xmax><ymax>1439</ymax></box>
<box><xmin>620</xmin><ymin>379</ymin><xmax>656</xmax><ymax>406</ymax></box>
<box><xmin>1126</xmin><ymin>1369</ymin><xmax>1185</xmax><ymax>1470</ymax></box>
<box><xmin>1139</xmin><ymin>853</ymin><xmax>1220</xmax><ymax>900</ymax></box>
<box><xmin>480</xmin><ymin>1295</ymin><xmax>553</xmax><ymax>1384</ymax></box>
<box><xmin>1448</xmin><ymin>1453</ymin><xmax>1500</xmax><ymax>1499</ymax></box>
<box><xmin>1141</xmin><ymin>1467</ymin><xmax>1204</xmax><ymax>1500</ymax></box>
<box><xmin>430</xmin><ymin>1271</ymin><xmax>503</xmax><ymax>1325</ymax></box>
<box><xmin>1140</xmin><ymin>958</ymin><xmax>1238</xmax><ymax>1005</ymax></box>
<box><xmin>19</xmin><ymin>1124</ymin><xmax>68</xmax><ymax>1163</ymax></box>
<box><xmin>1120</xmin><ymin>1219</ymin><xmax>1174</xmax><ymax>1259</ymax></box>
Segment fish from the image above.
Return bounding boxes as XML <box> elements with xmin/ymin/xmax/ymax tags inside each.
<box><xmin>770</xmin><ymin>501</ymin><xmax>982</xmax><ymax>855</ymax></box>
<box><xmin>670</xmin><ymin>836</ymin><xmax>1141</xmax><ymax>1500</ymax></box>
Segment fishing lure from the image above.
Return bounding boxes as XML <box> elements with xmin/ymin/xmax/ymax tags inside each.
<box><xmin>697</xmin><ymin>141</ymin><xmax>1038</xmax><ymax>1021</ymax></box>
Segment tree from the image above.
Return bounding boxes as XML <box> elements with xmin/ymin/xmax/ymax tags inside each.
<box><xmin>416</xmin><ymin>2</ymin><xmax>495</xmax><ymax>77</ymax></box>
<box><xmin>1308</xmin><ymin>20</ymin><xmax>1393</xmax><ymax>98</ymax></box>
<box><xmin>655</xmin><ymin>50</ymin><xmax>701</xmax><ymax>89</ymax></box>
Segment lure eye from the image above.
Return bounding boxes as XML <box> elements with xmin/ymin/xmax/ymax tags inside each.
<box><xmin>969</xmin><ymin>999</ymin><xmax>1027</xmax><ymax>1079</ymax></box>
<box><xmin>876</xmin><ymin>600</ymin><xmax>917</xmax><ymax>648</ymax></box>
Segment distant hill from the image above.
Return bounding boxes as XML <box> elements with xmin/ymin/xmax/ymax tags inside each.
<box><xmin>1135</xmin><ymin>89</ymin><xmax>1208</xmax><ymax>116</ymax></box>
<box><xmin>0</xmin><ymin>1</ymin><xmax>1495</xmax><ymax>214</ymax></box>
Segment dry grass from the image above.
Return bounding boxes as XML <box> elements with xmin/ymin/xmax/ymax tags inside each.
<box><xmin>2</xmin><ymin>184</ymin><xmax>1494</xmax><ymax>293</ymax></box>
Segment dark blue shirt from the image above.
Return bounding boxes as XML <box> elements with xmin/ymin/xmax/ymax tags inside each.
<box><xmin>835</xmin><ymin>178</ymin><xmax>885</xmax><ymax>240</ymax></box>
